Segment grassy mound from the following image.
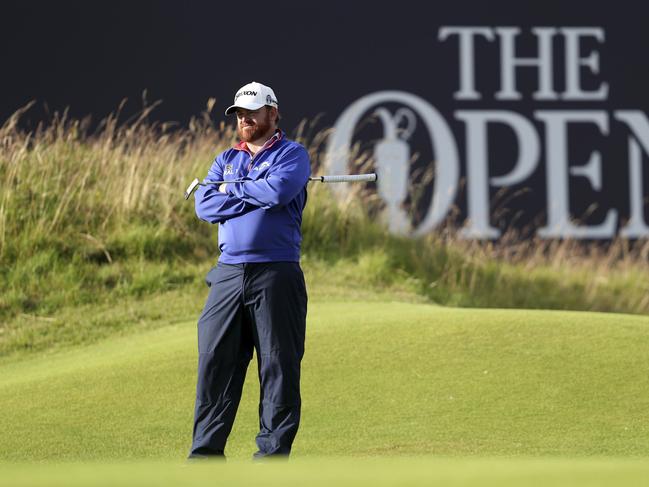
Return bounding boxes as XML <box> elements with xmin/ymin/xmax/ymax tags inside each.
<box><xmin>1</xmin><ymin>105</ymin><xmax>649</xmax><ymax>359</ymax></box>
<box><xmin>1</xmin><ymin>302</ymin><xmax>648</xmax><ymax>461</ymax></box>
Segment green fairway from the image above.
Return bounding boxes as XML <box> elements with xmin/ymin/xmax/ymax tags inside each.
<box><xmin>5</xmin><ymin>78</ymin><xmax>649</xmax><ymax>487</ymax></box>
<box><xmin>2</xmin><ymin>458</ymin><xmax>649</xmax><ymax>487</ymax></box>
<box><xmin>1</xmin><ymin>302</ymin><xmax>648</xmax><ymax>462</ymax></box>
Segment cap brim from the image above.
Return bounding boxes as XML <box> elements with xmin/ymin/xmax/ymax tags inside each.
<box><xmin>224</xmin><ymin>101</ymin><xmax>266</xmax><ymax>116</ymax></box>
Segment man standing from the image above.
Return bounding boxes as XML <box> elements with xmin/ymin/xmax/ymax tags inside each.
<box><xmin>188</xmin><ymin>82</ymin><xmax>310</xmax><ymax>459</ymax></box>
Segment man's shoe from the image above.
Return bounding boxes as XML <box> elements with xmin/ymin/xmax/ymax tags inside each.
<box><xmin>252</xmin><ymin>451</ymin><xmax>289</xmax><ymax>462</ymax></box>
<box><xmin>187</xmin><ymin>449</ymin><xmax>226</xmax><ymax>462</ymax></box>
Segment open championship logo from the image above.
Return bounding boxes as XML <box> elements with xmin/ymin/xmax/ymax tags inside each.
<box><xmin>324</xmin><ymin>27</ymin><xmax>649</xmax><ymax>240</ymax></box>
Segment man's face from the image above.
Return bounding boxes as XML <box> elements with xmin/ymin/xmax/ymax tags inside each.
<box><xmin>236</xmin><ymin>107</ymin><xmax>275</xmax><ymax>143</ymax></box>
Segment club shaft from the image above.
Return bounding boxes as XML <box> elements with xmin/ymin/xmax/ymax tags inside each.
<box><xmin>309</xmin><ymin>174</ymin><xmax>377</xmax><ymax>183</ymax></box>
<box><xmin>201</xmin><ymin>173</ymin><xmax>377</xmax><ymax>186</ymax></box>
<box><xmin>184</xmin><ymin>173</ymin><xmax>376</xmax><ymax>200</ymax></box>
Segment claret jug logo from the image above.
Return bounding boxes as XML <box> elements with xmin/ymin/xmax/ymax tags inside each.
<box><xmin>325</xmin><ymin>92</ymin><xmax>459</xmax><ymax>237</ymax></box>
<box><xmin>324</xmin><ymin>26</ymin><xmax>649</xmax><ymax>239</ymax></box>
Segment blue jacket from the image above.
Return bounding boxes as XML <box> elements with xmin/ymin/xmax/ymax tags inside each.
<box><xmin>194</xmin><ymin>131</ymin><xmax>311</xmax><ymax>263</ymax></box>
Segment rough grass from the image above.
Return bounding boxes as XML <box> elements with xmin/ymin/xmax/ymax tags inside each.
<box><xmin>2</xmin><ymin>103</ymin><xmax>649</xmax><ymax>360</ymax></box>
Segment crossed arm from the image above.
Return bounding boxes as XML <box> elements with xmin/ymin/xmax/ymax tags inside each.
<box><xmin>193</xmin><ymin>159</ymin><xmax>254</xmax><ymax>224</ymax></box>
<box><xmin>194</xmin><ymin>146</ymin><xmax>311</xmax><ymax>224</ymax></box>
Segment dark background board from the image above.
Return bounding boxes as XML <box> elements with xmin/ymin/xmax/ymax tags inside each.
<box><xmin>2</xmin><ymin>0</ymin><xmax>649</xmax><ymax>238</ymax></box>
<box><xmin>4</xmin><ymin>0</ymin><xmax>646</xmax><ymax>128</ymax></box>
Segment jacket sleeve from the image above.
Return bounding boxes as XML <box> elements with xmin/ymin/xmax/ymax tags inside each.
<box><xmin>194</xmin><ymin>155</ymin><xmax>257</xmax><ymax>224</ymax></box>
<box><xmin>226</xmin><ymin>145</ymin><xmax>311</xmax><ymax>210</ymax></box>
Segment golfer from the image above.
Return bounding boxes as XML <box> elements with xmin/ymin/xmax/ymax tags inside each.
<box><xmin>188</xmin><ymin>82</ymin><xmax>310</xmax><ymax>459</ymax></box>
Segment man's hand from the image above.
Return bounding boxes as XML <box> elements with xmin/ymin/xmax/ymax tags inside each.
<box><xmin>218</xmin><ymin>183</ymin><xmax>228</xmax><ymax>194</ymax></box>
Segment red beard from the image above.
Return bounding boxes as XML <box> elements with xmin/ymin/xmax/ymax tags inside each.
<box><xmin>237</xmin><ymin>110</ymin><xmax>274</xmax><ymax>143</ymax></box>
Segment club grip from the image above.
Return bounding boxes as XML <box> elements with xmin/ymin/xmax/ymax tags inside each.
<box><xmin>313</xmin><ymin>173</ymin><xmax>377</xmax><ymax>183</ymax></box>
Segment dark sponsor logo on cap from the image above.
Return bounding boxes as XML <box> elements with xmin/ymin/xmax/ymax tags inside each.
<box><xmin>266</xmin><ymin>95</ymin><xmax>277</xmax><ymax>105</ymax></box>
<box><xmin>235</xmin><ymin>90</ymin><xmax>257</xmax><ymax>101</ymax></box>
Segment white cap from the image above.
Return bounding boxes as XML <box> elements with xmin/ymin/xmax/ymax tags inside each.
<box><xmin>224</xmin><ymin>81</ymin><xmax>279</xmax><ymax>115</ymax></box>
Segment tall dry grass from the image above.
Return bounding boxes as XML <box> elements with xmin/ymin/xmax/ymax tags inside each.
<box><xmin>1</xmin><ymin>100</ymin><xmax>225</xmax><ymax>259</ymax></box>
<box><xmin>1</xmin><ymin>100</ymin><xmax>648</xmax><ymax>329</ymax></box>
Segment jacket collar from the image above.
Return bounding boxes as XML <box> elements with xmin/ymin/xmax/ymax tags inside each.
<box><xmin>233</xmin><ymin>129</ymin><xmax>283</xmax><ymax>155</ymax></box>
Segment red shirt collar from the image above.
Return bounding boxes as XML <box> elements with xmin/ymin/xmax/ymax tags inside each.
<box><xmin>233</xmin><ymin>129</ymin><xmax>283</xmax><ymax>154</ymax></box>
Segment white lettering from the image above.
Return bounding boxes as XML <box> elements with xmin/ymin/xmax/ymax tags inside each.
<box><xmin>456</xmin><ymin>110</ymin><xmax>540</xmax><ymax>239</ymax></box>
<box><xmin>561</xmin><ymin>27</ymin><xmax>608</xmax><ymax>100</ymax></box>
<box><xmin>495</xmin><ymin>27</ymin><xmax>559</xmax><ymax>101</ymax></box>
<box><xmin>536</xmin><ymin>111</ymin><xmax>616</xmax><ymax>238</ymax></box>
<box><xmin>615</xmin><ymin>111</ymin><xmax>649</xmax><ymax>237</ymax></box>
<box><xmin>438</xmin><ymin>27</ymin><xmax>495</xmax><ymax>100</ymax></box>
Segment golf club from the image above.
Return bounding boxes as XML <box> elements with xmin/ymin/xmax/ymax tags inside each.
<box><xmin>184</xmin><ymin>173</ymin><xmax>377</xmax><ymax>200</ymax></box>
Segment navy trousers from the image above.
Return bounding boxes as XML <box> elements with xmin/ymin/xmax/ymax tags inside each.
<box><xmin>189</xmin><ymin>262</ymin><xmax>307</xmax><ymax>458</ymax></box>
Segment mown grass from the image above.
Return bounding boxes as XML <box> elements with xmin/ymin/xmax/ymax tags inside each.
<box><xmin>1</xmin><ymin>303</ymin><xmax>648</xmax><ymax>461</ymax></box>
<box><xmin>1</xmin><ymin>103</ymin><xmax>649</xmax><ymax>358</ymax></box>
<box><xmin>3</xmin><ymin>458</ymin><xmax>649</xmax><ymax>487</ymax></box>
